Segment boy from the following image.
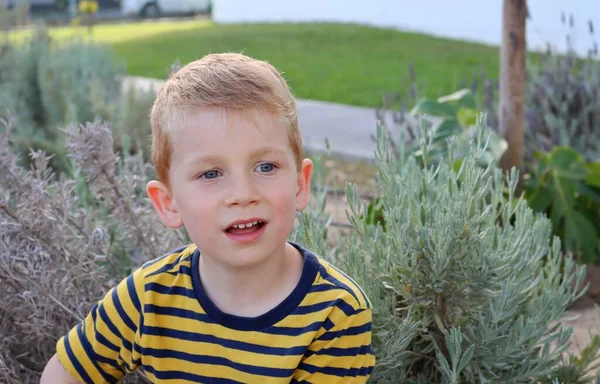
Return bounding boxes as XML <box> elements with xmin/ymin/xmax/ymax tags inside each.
<box><xmin>40</xmin><ymin>53</ymin><xmax>375</xmax><ymax>383</ymax></box>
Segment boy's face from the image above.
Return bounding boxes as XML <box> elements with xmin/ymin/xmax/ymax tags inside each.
<box><xmin>147</xmin><ymin>107</ymin><xmax>313</xmax><ymax>269</ymax></box>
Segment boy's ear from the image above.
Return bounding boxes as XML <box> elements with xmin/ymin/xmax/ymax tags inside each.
<box><xmin>295</xmin><ymin>158</ymin><xmax>313</xmax><ymax>212</ymax></box>
<box><xmin>146</xmin><ymin>180</ymin><xmax>184</xmax><ymax>229</ymax></box>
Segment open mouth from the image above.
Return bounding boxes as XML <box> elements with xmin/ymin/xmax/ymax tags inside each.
<box><xmin>225</xmin><ymin>220</ymin><xmax>266</xmax><ymax>235</ymax></box>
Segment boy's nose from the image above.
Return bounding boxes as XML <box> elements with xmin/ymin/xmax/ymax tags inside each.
<box><xmin>225</xmin><ymin>176</ymin><xmax>259</xmax><ymax>207</ymax></box>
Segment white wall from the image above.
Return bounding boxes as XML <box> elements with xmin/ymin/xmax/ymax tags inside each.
<box><xmin>212</xmin><ymin>0</ymin><xmax>599</xmax><ymax>56</ymax></box>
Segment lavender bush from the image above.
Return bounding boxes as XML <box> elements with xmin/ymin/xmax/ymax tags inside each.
<box><xmin>523</xmin><ymin>41</ymin><xmax>600</xmax><ymax>162</ymax></box>
<box><xmin>0</xmin><ymin>116</ymin><xmax>185</xmax><ymax>383</ymax></box>
<box><xmin>298</xmin><ymin>117</ymin><xmax>600</xmax><ymax>383</ymax></box>
<box><xmin>484</xmin><ymin>15</ymin><xmax>600</xmax><ymax>163</ymax></box>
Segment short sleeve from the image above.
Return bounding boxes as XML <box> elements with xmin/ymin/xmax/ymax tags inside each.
<box><xmin>292</xmin><ymin>307</ymin><xmax>375</xmax><ymax>383</ymax></box>
<box><xmin>56</xmin><ymin>268</ymin><xmax>145</xmax><ymax>384</ymax></box>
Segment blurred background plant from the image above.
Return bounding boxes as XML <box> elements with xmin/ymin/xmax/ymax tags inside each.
<box><xmin>377</xmin><ymin>14</ymin><xmax>600</xmax><ymax>265</ymax></box>
<box><xmin>376</xmin><ymin>88</ymin><xmax>507</xmax><ymax>170</ymax></box>
<box><xmin>0</xmin><ymin>23</ymin><xmax>156</xmax><ymax>174</ymax></box>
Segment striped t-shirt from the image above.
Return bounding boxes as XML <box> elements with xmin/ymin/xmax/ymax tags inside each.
<box><xmin>56</xmin><ymin>242</ymin><xmax>375</xmax><ymax>383</ymax></box>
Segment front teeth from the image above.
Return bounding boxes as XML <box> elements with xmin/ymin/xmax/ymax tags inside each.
<box><xmin>232</xmin><ymin>221</ymin><xmax>261</xmax><ymax>229</ymax></box>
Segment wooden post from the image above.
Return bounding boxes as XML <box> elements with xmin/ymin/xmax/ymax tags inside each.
<box><xmin>499</xmin><ymin>0</ymin><xmax>527</xmax><ymax>191</ymax></box>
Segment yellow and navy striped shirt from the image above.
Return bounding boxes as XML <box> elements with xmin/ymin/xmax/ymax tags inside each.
<box><xmin>56</xmin><ymin>242</ymin><xmax>375</xmax><ymax>383</ymax></box>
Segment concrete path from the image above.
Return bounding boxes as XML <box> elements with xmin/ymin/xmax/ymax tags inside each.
<box><xmin>123</xmin><ymin>76</ymin><xmax>381</xmax><ymax>162</ymax></box>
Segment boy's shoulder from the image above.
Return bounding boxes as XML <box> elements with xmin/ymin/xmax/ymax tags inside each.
<box><xmin>309</xmin><ymin>249</ymin><xmax>372</xmax><ymax>313</ymax></box>
<box><xmin>128</xmin><ymin>243</ymin><xmax>199</xmax><ymax>290</ymax></box>
<box><xmin>140</xmin><ymin>243</ymin><xmax>198</xmax><ymax>274</ymax></box>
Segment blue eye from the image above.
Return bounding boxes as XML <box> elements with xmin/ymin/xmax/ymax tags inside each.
<box><xmin>201</xmin><ymin>170</ymin><xmax>221</xmax><ymax>179</ymax></box>
<box><xmin>256</xmin><ymin>163</ymin><xmax>275</xmax><ymax>173</ymax></box>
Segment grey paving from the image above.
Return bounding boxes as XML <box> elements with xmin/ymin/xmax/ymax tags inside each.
<box><xmin>123</xmin><ymin>76</ymin><xmax>382</xmax><ymax>162</ymax></box>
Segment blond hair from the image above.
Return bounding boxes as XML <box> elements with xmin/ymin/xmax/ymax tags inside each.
<box><xmin>150</xmin><ymin>53</ymin><xmax>303</xmax><ymax>186</ymax></box>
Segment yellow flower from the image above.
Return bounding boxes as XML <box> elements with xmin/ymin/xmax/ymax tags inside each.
<box><xmin>79</xmin><ymin>0</ymin><xmax>99</xmax><ymax>14</ymax></box>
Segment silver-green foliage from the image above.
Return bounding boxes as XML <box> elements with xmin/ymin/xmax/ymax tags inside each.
<box><xmin>0</xmin><ymin>26</ymin><xmax>121</xmax><ymax>138</ymax></box>
<box><xmin>297</xmin><ymin>114</ymin><xmax>590</xmax><ymax>382</ymax></box>
<box><xmin>0</xmin><ymin>26</ymin><xmax>156</xmax><ymax>172</ymax></box>
<box><xmin>37</xmin><ymin>39</ymin><xmax>122</xmax><ymax>127</ymax></box>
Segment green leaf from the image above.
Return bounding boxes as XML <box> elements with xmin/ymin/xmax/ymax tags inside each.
<box><xmin>549</xmin><ymin>146</ymin><xmax>588</xmax><ymax>179</ymax></box>
<box><xmin>436</xmin><ymin>350</ymin><xmax>453</xmax><ymax>382</ymax></box>
<box><xmin>528</xmin><ymin>186</ymin><xmax>554</xmax><ymax>212</ymax></box>
<box><xmin>452</xmin><ymin>159</ymin><xmax>464</xmax><ymax>174</ymax></box>
<box><xmin>585</xmin><ymin>162</ymin><xmax>600</xmax><ymax>188</ymax></box>
<box><xmin>456</xmin><ymin>107</ymin><xmax>478</xmax><ymax>127</ymax></box>
<box><xmin>565</xmin><ymin>211</ymin><xmax>598</xmax><ymax>263</ymax></box>
<box><xmin>445</xmin><ymin>328</ymin><xmax>461</xmax><ymax>366</ymax></box>
<box><xmin>457</xmin><ymin>344</ymin><xmax>475</xmax><ymax>373</ymax></box>
<box><xmin>363</xmin><ymin>197</ymin><xmax>386</xmax><ymax>230</ymax></box>
<box><xmin>433</xmin><ymin>118</ymin><xmax>463</xmax><ymax>141</ymax></box>
<box><xmin>577</xmin><ymin>183</ymin><xmax>600</xmax><ymax>202</ymax></box>
<box><xmin>535</xmin><ymin>152</ymin><xmax>551</xmax><ymax>178</ymax></box>
<box><xmin>549</xmin><ymin>189</ymin><xmax>566</xmax><ymax>232</ymax></box>
<box><xmin>437</xmin><ymin>88</ymin><xmax>476</xmax><ymax>109</ymax></box>
<box><xmin>574</xmin><ymin>334</ymin><xmax>600</xmax><ymax>368</ymax></box>
<box><xmin>410</xmin><ymin>99</ymin><xmax>458</xmax><ymax>118</ymax></box>
<box><xmin>529</xmin><ymin>147</ymin><xmax>600</xmax><ymax>262</ymax></box>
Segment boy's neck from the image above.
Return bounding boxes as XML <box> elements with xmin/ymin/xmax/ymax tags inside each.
<box><xmin>198</xmin><ymin>242</ymin><xmax>304</xmax><ymax>318</ymax></box>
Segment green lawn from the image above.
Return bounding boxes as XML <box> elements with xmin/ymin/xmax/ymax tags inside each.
<box><xmin>8</xmin><ymin>19</ymin><xmax>503</xmax><ymax>107</ymax></box>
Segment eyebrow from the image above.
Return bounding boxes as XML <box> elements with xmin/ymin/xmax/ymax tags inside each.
<box><xmin>185</xmin><ymin>147</ymin><xmax>289</xmax><ymax>166</ymax></box>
